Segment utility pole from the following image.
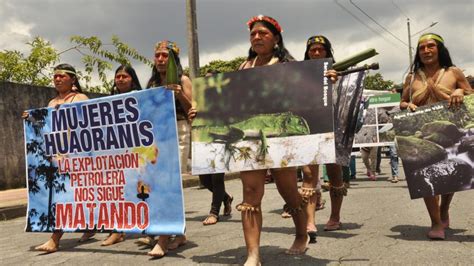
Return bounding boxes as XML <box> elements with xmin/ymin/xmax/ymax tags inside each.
<box><xmin>407</xmin><ymin>18</ymin><xmax>413</xmax><ymax>69</ymax></box>
<box><xmin>186</xmin><ymin>0</ymin><xmax>200</xmax><ymax>79</ymax></box>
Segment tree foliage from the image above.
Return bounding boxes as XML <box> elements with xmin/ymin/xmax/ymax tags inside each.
<box><xmin>0</xmin><ymin>35</ymin><xmax>151</xmax><ymax>93</ymax></box>
<box><xmin>184</xmin><ymin>56</ymin><xmax>246</xmax><ymax>77</ymax></box>
<box><xmin>0</xmin><ymin>37</ymin><xmax>59</xmax><ymax>86</ymax></box>
<box><xmin>363</xmin><ymin>73</ymin><xmax>394</xmax><ymax>91</ymax></box>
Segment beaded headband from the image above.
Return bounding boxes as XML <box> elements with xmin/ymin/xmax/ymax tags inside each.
<box><xmin>246</xmin><ymin>14</ymin><xmax>283</xmax><ymax>33</ymax></box>
<box><xmin>418</xmin><ymin>33</ymin><xmax>444</xmax><ymax>44</ymax></box>
<box><xmin>307</xmin><ymin>35</ymin><xmax>326</xmax><ymax>46</ymax></box>
<box><xmin>155</xmin><ymin>40</ymin><xmax>180</xmax><ymax>55</ymax></box>
<box><xmin>53</xmin><ymin>69</ymin><xmax>77</xmax><ymax>76</ymax></box>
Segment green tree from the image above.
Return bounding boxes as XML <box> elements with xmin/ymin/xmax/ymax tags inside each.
<box><xmin>363</xmin><ymin>73</ymin><xmax>394</xmax><ymax>91</ymax></box>
<box><xmin>0</xmin><ymin>35</ymin><xmax>151</xmax><ymax>93</ymax></box>
<box><xmin>184</xmin><ymin>56</ymin><xmax>246</xmax><ymax>77</ymax></box>
<box><xmin>0</xmin><ymin>37</ymin><xmax>59</xmax><ymax>86</ymax></box>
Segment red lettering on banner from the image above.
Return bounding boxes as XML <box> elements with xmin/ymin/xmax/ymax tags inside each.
<box><xmin>123</xmin><ymin>202</ymin><xmax>137</xmax><ymax>229</ymax></box>
<box><xmin>86</xmin><ymin>202</ymin><xmax>96</xmax><ymax>226</ymax></box>
<box><xmin>96</xmin><ymin>186</ymin><xmax>124</xmax><ymax>201</ymax></box>
<box><xmin>73</xmin><ymin>203</ymin><xmax>86</xmax><ymax>229</ymax></box>
<box><xmin>55</xmin><ymin>203</ymin><xmax>73</xmax><ymax>229</ymax></box>
<box><xmin>136</xmin><ymin>202</ymin><xmax>149</xmax><ymax>230</ymax></box>
<box><xmin>110</xmin><ymin>202</ymin><xmax>124</xmax><ymax>229</ymax></box>
<box><xmin>74</xmin><ymin>187</ymin><xmax>95</xmax><ymax>201</ymax></box>
<box><xmin>97</xmin><ymin>203</ymin><xmax>109</xmax><ymax>229</ymax></box>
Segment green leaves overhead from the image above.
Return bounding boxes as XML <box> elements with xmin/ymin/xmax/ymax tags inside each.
<box><xmin>0</xmin><ymin>35</ymin><xmax>150</xmax><ymax>93</ymax></box>
<box><xmin>166</xmin><ymin>50</ymin><xmax>179</xmax><ymax>85</ymax></box>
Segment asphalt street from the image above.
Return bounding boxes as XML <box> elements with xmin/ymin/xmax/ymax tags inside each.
<box><xmin>1</xmin><ymin>159</ymin><xmax>473</xmax><ymax>265</ymax></box>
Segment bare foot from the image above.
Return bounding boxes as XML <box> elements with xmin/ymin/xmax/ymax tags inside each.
<box><xmin>428</xmin><ymin>224</ymin><xmax>445</xmax><ymax>240</ymax></box>
<box><xmin>136</xmin><ymin>236</ymin><xmax>156</xmax><ymax>247</ymax></box>
<box><xmin>324</xmin><ymin>220</ymin><xmax>342</xmax><ymax>231</ymax></box>
<box><xmin>101</xmin><ymin>233</ymin><xmax>125</xmax><ymax>246</ymax></box>
<box><xmin>285</xmin><ymin>234</ymin><xmax>309</xmax><ymax>255</ymax></box>
<box><xmin>244</xmin><ymin>254</ymin><xmax>261</xmax><ymax>266</ymax></box>
<box><xmin>78</xmin><ymin>231</ymin><xmax>96</xmax><ymax>242</ymax></box>
<box><xmin>34</xmin><ymin>238</ymin><xmax>59</xmax><ymax>253</ymax></box>
<box><xmin>168</xmin><ymin>235</ymin><xmax>187</xmax><ymax>250</ymax></box>
<box><xmin>147</xmin><ymin>237</ymin><xmax>168</xmax><ymax>258</ymax></box>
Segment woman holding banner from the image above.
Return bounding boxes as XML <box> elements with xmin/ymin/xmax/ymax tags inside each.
<box><xmin>32</xmin><ymin>63</ymin><xmax>91</xmax><ymax>253</ymax></box>
<box><xmin>236</xmin><ymin>15</ymin><xmax>308</xmax><ymax>266</ymax></box>
<box><xmin>295</xmin><ymin>36</ymin><xmax>344</xmax><ymax>242</ymax></box>
<box><xmin>400</xmin><ymin>33</ymin><xmax>471</xmax><ymax>240</ymax></box>
<box><xmin>99</xmin><ymin>65</ymin><xmax>143</xmax><ymax>246</ymax></box>
<box><xmin>146</xmin><ymin>40</ymin><xmax>191</xmax><ymax>257</ymax></box>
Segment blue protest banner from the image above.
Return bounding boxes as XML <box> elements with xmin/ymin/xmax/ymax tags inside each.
<box><xmin>24</xmin><ymin>87</ymin><xmax>185</xmax><ymax>235</ymax></box>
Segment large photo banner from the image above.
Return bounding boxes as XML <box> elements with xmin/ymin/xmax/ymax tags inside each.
<box><xmin>333</xmin><ymin>71</ymin><xmax>366</xmax><ymax>166</ymax></box>
<box><xmin>353</xmin><ymin>92</ymin><xmax>401</xmax><ymax>147</ymax></box>
<box><xmin>393</xmin><ymin>95</ymin><xmax>474</xmax><ymax>199</ymax></box>
<box><xmin>24</xmin><ymin>88</ymin><xmax>185</xmax><ymax>235</ymax></box>
<box><xmin>191</xmin><ymin>60</ymin><xmax>336</xmax><ymax>174</ymax></box>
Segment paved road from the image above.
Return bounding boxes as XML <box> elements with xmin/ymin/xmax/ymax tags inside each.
<box><xmin>1</xmin><ymin>160</ymin><xmax>473</xmax><ymax>265</ymax></box>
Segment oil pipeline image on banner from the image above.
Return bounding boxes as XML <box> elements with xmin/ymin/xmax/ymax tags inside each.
<box><xmin>393</xmin><ymin>95</ymin><xmax>474</xmax><ymax>199</ymax></box>
<box><xmin>23</xmin><ymin>89</ymin><xmax>185</xmax><ymax>235</ymax></box>
<box><xmin>191</xmin><ymin>60</ymin><xmax>336</xmax><ymax>174</ymax></box>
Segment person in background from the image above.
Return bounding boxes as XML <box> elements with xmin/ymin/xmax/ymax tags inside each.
<box><xmin>295</xmin><ymin>35</ymin><xmax>344</xmax><ymax>245</ymax></box>
<box><xmin>198</xmin><ymin>70</ymin><xmax>234</xmax><ymax>226</ymax></box>
<box><xmin>360</xmin><ymin>146</ymin><xmax>377</xmax><ymax>181</ymax></box>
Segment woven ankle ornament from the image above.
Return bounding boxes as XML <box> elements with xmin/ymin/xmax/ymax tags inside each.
<box><xmin>299</xmin><ymin>187</ymin><xmax>316</xmax><ymax>204</ymax></box>
<box><xmin>236</xmin><ymin>203</ymin><xmax>260</xmax><ymax>212</ymax></box>
<box><xmin>329</xmin><ymin>184</ymin><xmax>347</xmax><ymax>197</ymax></box>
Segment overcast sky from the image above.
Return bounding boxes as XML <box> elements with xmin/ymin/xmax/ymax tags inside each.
<box><xmin>1</xmin><ymin>0</ymin><xmax>473</xmax><ymax>86</ymax></box>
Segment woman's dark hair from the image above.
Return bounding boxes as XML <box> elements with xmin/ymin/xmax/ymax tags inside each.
<box><xmin>412</xmin><ymin>33</ymin><xmax>453</xmax><ymax>72</ymax></box>
<box><xmin>111</xmin><ymin>65</ymin><xmax>142</xmax><ymax>95</ymax></box>
<box><xmin>53</xmin><ymin>63</ymin><xmax>83</xmax><ymax>93</ymax></box>
<box><xmin>304</xmin><ymin>35</ymin><xmax>335</xmax><ymax>62</ymax></box>
<box><xmin>247</xmin><ymin>20</ymin><xmax>294</xmax><ymax>62</ymax></box>
<box><xmin>146</xmin><ymin>50</ymin><xmax>184</xmax><ymax>88</ymax></box>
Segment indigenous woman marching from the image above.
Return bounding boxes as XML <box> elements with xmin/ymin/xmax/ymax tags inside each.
<box><xmin>296</xmin><ymin>36</ymin><xmax>343</xmax><ymax>243</ymax></box>
<box><xmin>146</xmin><ymin>40</ymin><xmax>191</xmax><ymax>257</ymax></box>
<box><xmin>400</xmin><ymin>33</ymin><xmax>472</xmax><ymax>240</ymax></box>
<box><xmin>31</xmin><ymin>63</ymin><xmax>91</xmax><ymax>253</ymax></box>
<box><xmin>237</xmin><ymin>15</ymin><xmax>309</xmax><ymax>266</ymax></box>
<box><xmin>100</xmin><ymin>65</ymin><xmax>142</xmax><ymax>246</ymax></box>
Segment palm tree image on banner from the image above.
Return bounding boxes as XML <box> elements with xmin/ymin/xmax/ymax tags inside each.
<box><xmin>191</xmin><ymin>60</ymin><xmax>337</xmax><ymax>174</ymax></box>
<box><xmin>24</xmin><ymin>88</ymin><xmax>185</xmax><ymax>235</ymax></box>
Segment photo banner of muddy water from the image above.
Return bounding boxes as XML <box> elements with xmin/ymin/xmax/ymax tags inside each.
<box><xmin>23</xmin><ymin>88</ymin><xmax>185</xmax><ymax>234</ymax></box>
<box><xmin>393</xmin><ymin>95</ymin><xmax>474</xmax><ymax>199</ymax></box>
<box><xmin>191</xmin><ymin>59</ymin><xmax>342</xmax><ymax>174</ymax></box>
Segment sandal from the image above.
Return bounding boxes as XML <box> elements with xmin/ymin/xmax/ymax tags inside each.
<box><xmin>316</xmin><ymin>199</ymin><xmax>326</xmax><ymax>211</ymax></box>
<box><xmin>281</xmin><ymin>210</ymin><xmax>292</xmax><ymax>218</ymax></box>
<box><xmin>203</xmin><ymin>213</ymin><xmax>219</xmax><ymax>225</ymax></box>
<box><xmin>223</xmin><ymin>196</ymin><xmax>233</xmax><ymax>216</ymax></box>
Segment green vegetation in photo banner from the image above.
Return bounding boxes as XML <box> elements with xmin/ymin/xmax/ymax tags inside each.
<box><xmin>368</xmin><ymin>93</ymin><xmax>401</xmax><ymax>105</ymax></box>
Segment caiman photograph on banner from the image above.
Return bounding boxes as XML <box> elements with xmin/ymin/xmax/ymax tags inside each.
<box><xmin>393</xmin><ymin>95</ymin><xmax>474</xmax><ymax>199</ymax></box>
<box><xmin>191</xmin><ymin>59</ymin><xmax>336</xmax><ymax>175</ymax></box>
<box><xmin>23</xmin><ymin>88</ymin><xmax>185</xmax><ymax>235</ymax></box>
